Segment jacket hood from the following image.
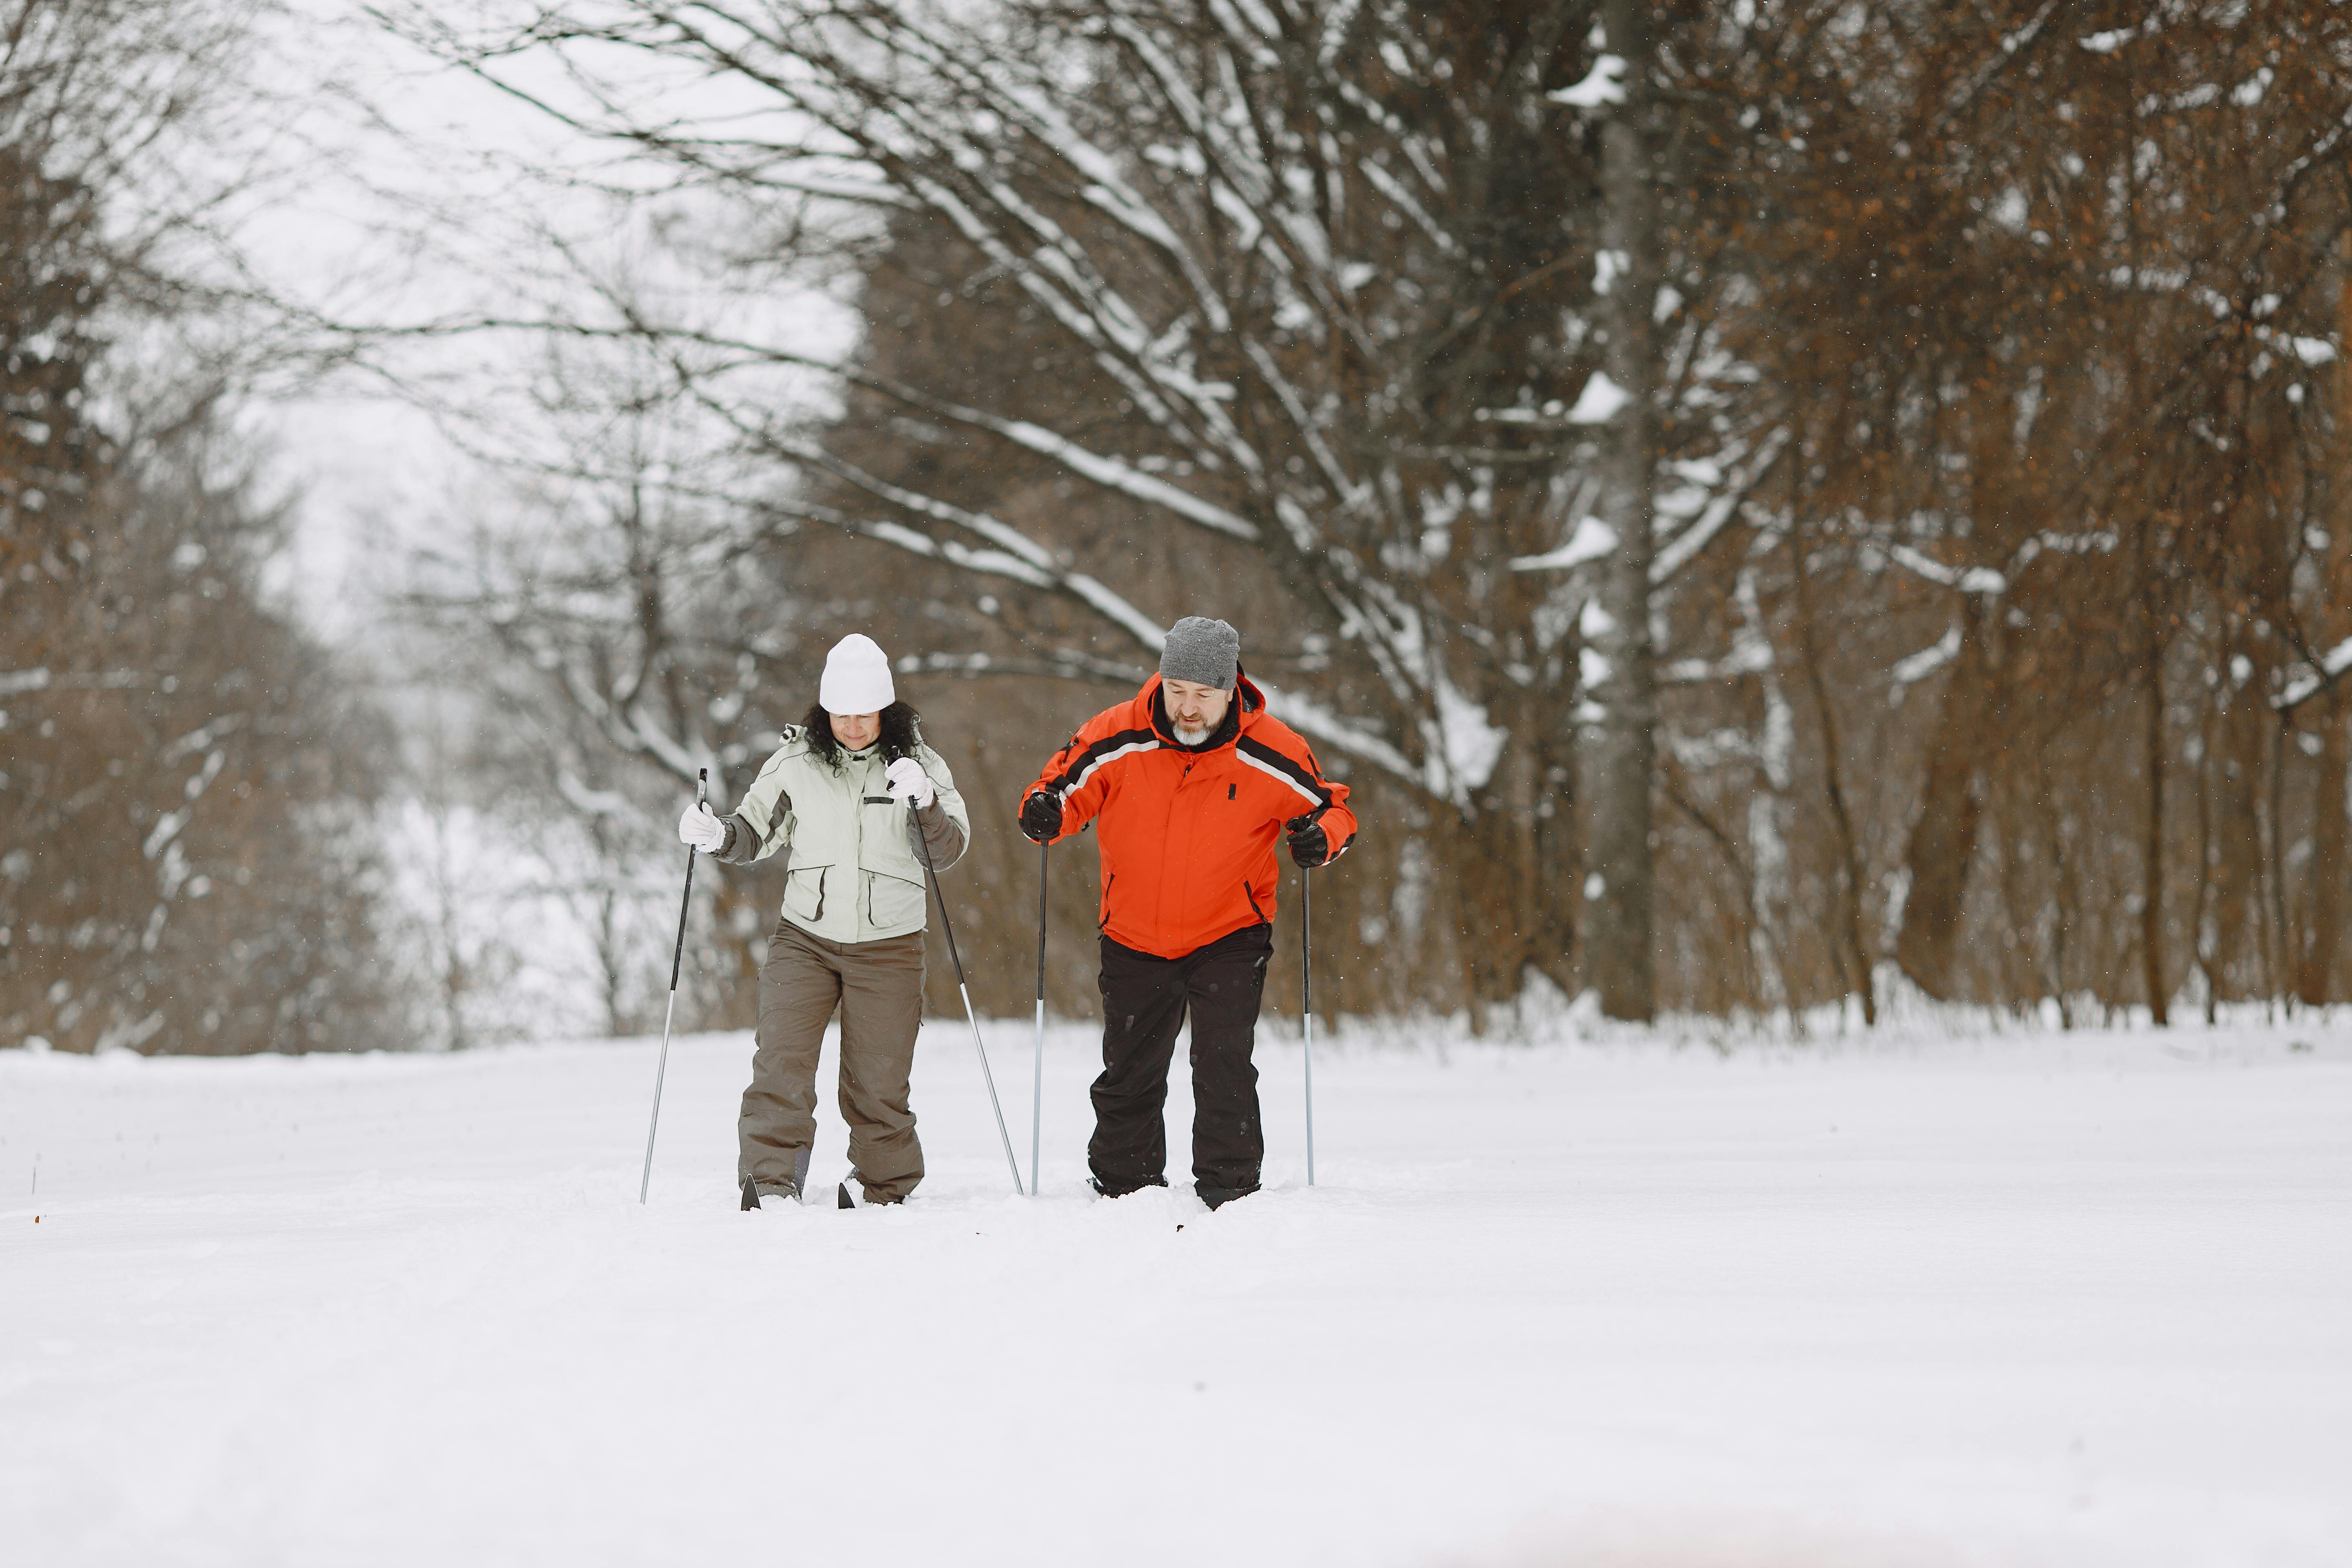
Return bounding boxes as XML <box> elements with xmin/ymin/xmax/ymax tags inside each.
<box><xmin>1140</xmin><ymin>668</ymin><xmax>1264</xmax><ymax>751</ymax></box>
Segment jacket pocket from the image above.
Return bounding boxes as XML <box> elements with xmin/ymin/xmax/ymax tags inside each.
<box><xmin>1098</xmin><ymin>872</ymin><xmax>1114</xmax><ymax>931</ymax></box>
<box><xmin>786</xmin><ymin>864</ymin><xmax>830</xmax><ymax>923</ymax></box>
<box><xmin>866</xmin><ymin>869</ymin><xmax>927</xmax><ymax>929</ymax></box>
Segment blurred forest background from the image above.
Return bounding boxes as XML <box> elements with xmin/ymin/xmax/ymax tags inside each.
<box><xmin>6</xmin><ymin>0</ymin><xmax>2352</xmax><ymax>1053</ymax></box>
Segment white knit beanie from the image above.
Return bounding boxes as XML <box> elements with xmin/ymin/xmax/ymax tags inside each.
<box><xmin>818</xmin><ymin>634</ymin><xmax>896</xmax><ymax>715</ymax></box>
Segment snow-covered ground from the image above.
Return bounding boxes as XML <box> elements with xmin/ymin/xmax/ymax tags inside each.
<box><xmin>4</xmin><ymin>1014</ymin><xmax>2348</xmax><ymax>1567</ymax></box>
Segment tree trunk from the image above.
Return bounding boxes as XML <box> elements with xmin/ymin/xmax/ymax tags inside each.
<box><xmin>2267</xmin><ymin>714</ymin><xmax>2290</xmax><ymax>1008</ymax></box>
<box><xmin>2300</xmin><ymin>695</ymin><xmax>2345</xmax><ymax>1006</ymax></box>
<box><xmin>2142</xmin><ymin>642</ymin><xmax>2169</xmax><ymax>1024</ymax></box>
<box><xmin>1894</xmin><ymin>597</ymin><xmax>1991</xmax><ymax>1000</ymax></box>
<box><xmin>1583</xmin><ymin>0</ymin><xmax>1661</xmax><ymax>1021</ymax></box>
<box><xmin>2209</xmin><ymin>687</ymin><xmax>2263</xmax><ymax>1001</ymax></box>
<box><xmin>2312</xmin><ymin>255</ymin><xmax>2352</xmax><ymax>1007</ymax></box>
<box><xmin>2194</xmin><ymin>700</ymin><xmax>2220</xmax><ymax>1024</ymax></box>
<box><xmin>1793</xmin><ymin>540</ymin><xmax>1875</xmax><ymax>1022</ymax></box>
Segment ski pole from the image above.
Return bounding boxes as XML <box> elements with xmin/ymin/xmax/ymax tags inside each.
<box><xmin>640</xmin><ymin>768</ymin><xmax>709</xmax><ymax>1204</ymax></box>
<box><xmin>1302</xmin><ymin>864</ymin><xmax>1315</xmax><ymax>1187</ymax></box>
<box><xmin>1031</xmin><ymin>839</ymin><xmax>1047</xmax><ymax>1197</ymax></box>
<box><xmin>912</xmin><ymin>799</ymin><xmax>1025</xmax><ymax>1194</ymax></box>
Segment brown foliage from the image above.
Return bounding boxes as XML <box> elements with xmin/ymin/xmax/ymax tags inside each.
<box><xmin>401</xmin><ymin>0</ymin><xmax>2352</xmax><ymax>1025</ymax></box>
<box><xmin>2</xmin><ymin>0</ymin><xmax>396</xmax><ymax>1054</ymax></box>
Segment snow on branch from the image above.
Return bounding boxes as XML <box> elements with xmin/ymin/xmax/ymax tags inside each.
<box><xmin>141</xmin><ymin>808</ymin><xmax>189</xmax><ymax>861</ymax></box>
<box><xmin>1888</xmin><ymin>543</ymin><xmax>2007</xmax><ymax>595</ymax></box>
<box><xmin>0</xmin><ymin>668</ymin><xmax>146</xmax><ymax>695</ymax></box>
<box><xmin>1356</xmin><ymin>156</ymin><xmax>1459</xmax><ymax>256</ymax></box>
<box><xmin>862</xmin><ymin>167</ymin><xmax>1256</xmax><ymax>475</ymax></box>
<box><xmin>830</xmin><ymin>23</ymin><xmax>1383</xmax><ymax>486</ymax></box>
<box><xmin>1239</xmin><ymin>336</ymin><xmax>1365</xmax><ymax>517</ymax></box>
<box><xmin>1511</xmin><ymin>517</ymin><xmax>1618</xmax><ymax>573</ymax></box>
<box><xmin>1566</xmin><ymin>373</ymin><xmax>1631</xmax><ymax>423</ymax></box>
<box><xmin>1651</xmin><ymin>428</ymin><xmax>1789</xmax><ymax>586</ymax></box>
<box><xmin>2277</xmin><ymin>635</ymin><xmax>2352</xmax><ymax>711</ymax></box>
<box><xmin>747</xmin><ymin>445</ymin><xmax>1172</xmax><ymax>657</ymax></box>
<box><xmin>789</xmin><ymin>500</ymin><xmax>1045</xmax><ymax>587</ymax></box>
<box><xmin>530</xmin><ymin>638</ymin><xmax>710</xmax><ymax>790</ymax></box>
<box><xmin>2079</xmin><ymin>13</ymin><xmax>2163</xmax><ymax>55</ymax></box>
<box><xmin>1661</xmin><ymin>639</ymin><xmax>1775</xmax><ymax>685</ymax></box>
<box><xmin>895</xmin><ymin>650</ymin><xmax>1155</xmax><ymax>687</ymax></box>
<box><xmin>163</xmin><ymin>714</ymin><xmax>247</xmax><ymax>761</ymax></box>
<box><xmin>1254</xmin><ymin>679</ymin><xmax>1425</xmax><ymax>792</ymax></box>
<box><xmin>1890</xmin><ymin>624</ymin><xmax>1964</xmax><ymax>687</ymax></box>
<box><xmin>1506</xmin><ymin>428</ymin><xmax>1787</xmax><ymax>585</ymax></box>
<box><xmin>747</xmin><ymin>348</ymin><xmax>1261</xmax><ymax>544</ymax></box>
<box><xmin>557</xmin><ymin>772</ymin><xmax>636</xmax><ymax>818</ymax></box>
<box><xmin>1942</xmin><ymin>0</ymin><xmax>2062</xmax><ymax>128</ymax></box>
<box><xmin>626</xmin><ymin>705</ymin><xmax>707</xmax><ymax>783</ymax></box>
<box><xmin>971</xmin><ymin>408</ymin><xmax>1258</xmax><ymax>541</ymax></box>
<box><xmin>1548</xmin><ymin>55</ymin><xmax>1627</xmax><ymax>109</ymax></box>
<box><xmin>410</xmin><ymin>0</ymin><xmax>1774</xmax><ymax>826</ymax></box>
<box><xmin>1475</xmin><ymin>373</ymin><xmax>1631</xmax><ymax>429</ymax></box>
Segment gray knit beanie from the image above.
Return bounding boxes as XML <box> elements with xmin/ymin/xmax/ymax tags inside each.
<box><xmin>1160</xmin><ymin>616</ymin><xmax>1241</xmax><ymax>691</ymax></box>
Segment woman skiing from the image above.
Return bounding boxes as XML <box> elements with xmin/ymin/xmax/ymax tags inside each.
<box><xmin>677</xmin><ymin>634</ymin><xmax>971</xmax><ymax>1209</ymax></box>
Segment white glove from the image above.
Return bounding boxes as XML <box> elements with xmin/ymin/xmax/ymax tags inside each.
<box><xmin>677</xmin><ymin>804</ymin><xmax>724</xmax><ymax>853</ymax></box>
<box><xmin>884</xmin><ymin>757</ymin><xmax>935</xmax><ymax>810</ymax></box>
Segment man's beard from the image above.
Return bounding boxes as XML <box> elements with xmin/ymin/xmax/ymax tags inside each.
<box><xmin>1172</xmin><ymin>717</ymin><xmax>1212</xmax><ymax>746</ymax></box>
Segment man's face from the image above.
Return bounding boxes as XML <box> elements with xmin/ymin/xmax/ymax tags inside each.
<box><xmin>830</xmin><ymin>710</ymin><xmax>881</xmax><ymax>751</ymax></box>
<box><xmin>1163</xmin><ymin>677</ymin><xmax>1230</xmax><ymax>741</ymax></box>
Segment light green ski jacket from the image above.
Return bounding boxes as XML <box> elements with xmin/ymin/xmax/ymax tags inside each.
<box><xmin>714</xmin><ymin>727</ymin><xmax>970</xmax><ymax>945</ymax></box>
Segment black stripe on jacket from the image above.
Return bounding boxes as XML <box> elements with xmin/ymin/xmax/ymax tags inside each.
<box><xmin>1235</xmin><ymin>735</ymin><xmax>1334</xmax><ymax>813</ymax></box>
<box><xmin>1043</xmin><ymin>726</ymin><xmax>1162</xmax><ymax>801</ymax></box>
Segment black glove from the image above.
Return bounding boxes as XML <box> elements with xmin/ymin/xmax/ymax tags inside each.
<box><xmin>1020</xmin><ymin>791</ymin><xmax>1062</xmax><ymax>844</ymax></box>
<box><xmin>1285</xmin><ymin>812</ymin><xmax>1328</xmax><ymax>868</ymax></box>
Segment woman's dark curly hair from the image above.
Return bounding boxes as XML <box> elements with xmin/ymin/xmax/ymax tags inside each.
<box><xmin>800</xmin><ymin>699</ymin><xmax>923</xmax><ymax>771</ymax></box>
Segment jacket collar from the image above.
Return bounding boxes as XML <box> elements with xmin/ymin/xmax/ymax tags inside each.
<box><xmin>1140</xmin><ymin>669</ymin><xmax>1262</xmax><ymax>753</ymax></box>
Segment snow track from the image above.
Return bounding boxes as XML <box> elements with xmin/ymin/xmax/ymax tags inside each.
<box><xmin>5</xmin><ymin>1020</ymin><xmax>2348</xmax><ymax>1566</ymax></box>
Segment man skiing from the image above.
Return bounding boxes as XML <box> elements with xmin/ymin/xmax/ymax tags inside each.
<box><xmin>680</xmin><ymin>633</ymin><xmax>971</xmax><ymax>1209</ymax></box>
<box><xmin>1018</xmin><ymin>617</ymin><xmax>1356</xmax><ymax>1209</ymax></box>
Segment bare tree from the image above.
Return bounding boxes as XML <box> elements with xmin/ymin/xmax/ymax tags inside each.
<box><xmin>2</xmin><ymin>0</ymin><xmax>399</xmax><ymax>1055</ymax></box>
<box><xmin>345</xmin><ymin>0</ymin><xmax>2352</xmax><ymax>1027</ymax></box>
<box><xmin>372</xmin><ymin>0</ymin><xmax>1794</xmax><ymax>1018</ymax></box>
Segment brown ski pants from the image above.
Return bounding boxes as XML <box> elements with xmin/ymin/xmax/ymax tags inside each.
<box><xmin>738</xmin><ymin>918</ymin><xmax>927</xmax><ymax>1202</ymax></box>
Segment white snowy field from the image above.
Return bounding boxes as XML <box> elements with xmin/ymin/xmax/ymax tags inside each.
<box><xmin>4</xmin><ymin>1015</ymin><xmax>2349</xmax><ymax>1568</ymax></box>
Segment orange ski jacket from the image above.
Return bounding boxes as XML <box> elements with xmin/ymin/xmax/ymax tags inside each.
<box><xmin>1022</xmin><ymin>672</ymin><xmax>1359</xmax><ymax>960</ymax></box>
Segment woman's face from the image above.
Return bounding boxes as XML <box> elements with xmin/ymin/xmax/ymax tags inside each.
<box><xmin>830</xmin><ymin>710</ymin><xmax>881</xmax><ymax>752</ymax></box>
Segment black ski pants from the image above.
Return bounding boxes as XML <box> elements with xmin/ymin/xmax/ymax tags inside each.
<box><xmin>1089</xmin><ymin>922</ymin><xmax>1273</xmax><ymax>1196</ymax></box>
